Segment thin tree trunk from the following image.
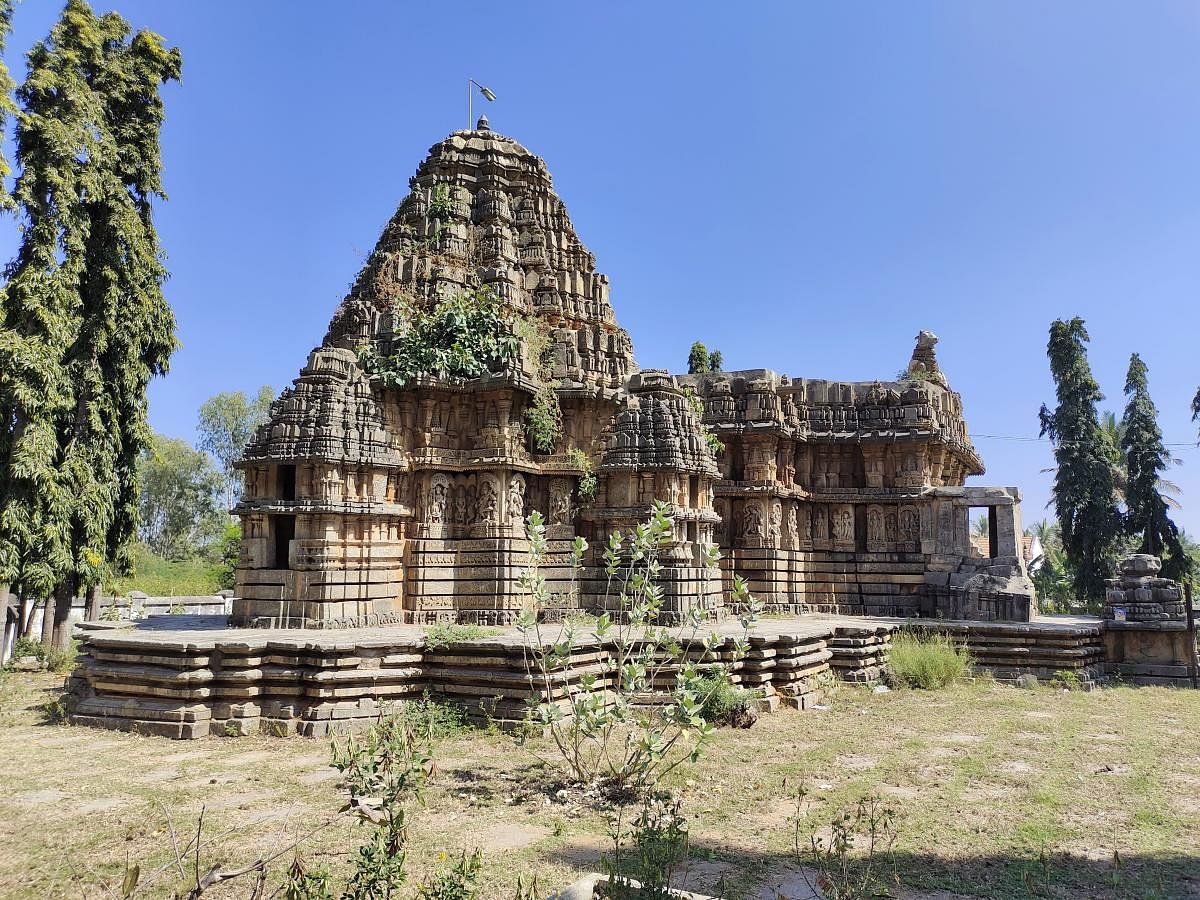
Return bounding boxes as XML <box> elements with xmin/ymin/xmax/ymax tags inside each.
<box><xmin>85</xmin><ymin>582</ymin><xmax>102</xmax><ymax>621</ymax></box>
<box><xmin>40</xmin><ymin>593</ymin><xmax>56</xmax><ymax>645</ymax></box>
<box><xmin>20</xmin><ymin>593</ymin><xmax>36</xmax><ymax>639</ymax></box>
<box><xmin>51</xmin><ymin>574</ymin><xmax>76</xmax><ymax>650</ymax></box>
<box><xmin>0</xmin><ymin>583</ymin><xmax>12</xmax><ymax>664</ymax></box>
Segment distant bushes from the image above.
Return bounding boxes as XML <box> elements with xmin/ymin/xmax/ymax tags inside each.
<box><xmin>887</xmin><ymin>631</ymin><xmax>973</xmax><ymax>689</ymax></box>
<box><xmin>8</xmin><ymin>637</ymin><xmax>77</xmax><ymax>674</ymax></box>
<box><xmin>106</xmin><ymin>542</ymin><xmax>227</xmax><ymax>597</ymax></box>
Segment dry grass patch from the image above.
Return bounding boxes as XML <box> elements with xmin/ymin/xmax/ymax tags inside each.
<box><xmin>0</xmin><ymin>672</ymin><xmax>1197</xmax><ymax>898</ymax></box>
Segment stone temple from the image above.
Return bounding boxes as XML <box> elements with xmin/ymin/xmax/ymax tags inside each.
<box><xmin>232</xmin><ymin>117</ymin><xmax>1035</xmax><ymax>629</ymax></box>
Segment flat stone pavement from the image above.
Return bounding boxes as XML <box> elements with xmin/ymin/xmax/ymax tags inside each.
<box><xmin>74</xmin><ymin>610</ymin><xmax>1102</xmax><ymax>653</ymax></box>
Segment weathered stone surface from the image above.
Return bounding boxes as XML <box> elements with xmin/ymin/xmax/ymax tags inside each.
<box><xmin>228</xmin><ymin>123</ymin><xmax>1033</xmax><ymax>628</ymax></box>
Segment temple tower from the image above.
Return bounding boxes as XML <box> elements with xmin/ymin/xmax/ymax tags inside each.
<box><xmin>233</xmin><ymin>119</ymin><xmax>719</xmax><ymax>626</ymax></box>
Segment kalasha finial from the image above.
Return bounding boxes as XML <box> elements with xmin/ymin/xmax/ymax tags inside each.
<box><xmin>476</xmin><ymin>113</ymin><xmax>490</xmax><ymax>132</ymax></box>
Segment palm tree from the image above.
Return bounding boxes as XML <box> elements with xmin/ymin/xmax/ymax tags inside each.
<box><xmin>1100</xmin><ymin>409</ymin><xmax>1182</xmax><ymax>510</ymax></box>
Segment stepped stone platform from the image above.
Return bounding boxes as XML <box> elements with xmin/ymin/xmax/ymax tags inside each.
<box><xmin>66</xmin><ymin>612</ymin><xmax>1116</xmax><ymax>739</ymax></box>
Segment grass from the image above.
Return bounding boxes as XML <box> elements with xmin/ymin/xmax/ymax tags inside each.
<box><xmin>888</xmin><ymin>631</ymin><xmax>973</xmax><ymax>689</ymax></box>
<box><xmin>106</xmin><ymin>542</ymin><xmax>224</xmax><ymax>597</ymax></box>
<box><xmin>0</xmin><ymin>673</ymin><xmax>1198</xmax><ymax>899</ymax></box>
<box><xmin>423</xmin><ymin>622</ymin><xmax>501</xmax><ymax>649</ymax></box>
<box><xmin>6</xmin><ymin>637</ymin><xmax>78</xmax><ymax>674</ymax></box>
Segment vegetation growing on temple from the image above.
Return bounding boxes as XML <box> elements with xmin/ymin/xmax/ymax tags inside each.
<box><xmin>358</xmin><ymin>286</ymin><xmax>521</xmax><ymax>389</ymax></box>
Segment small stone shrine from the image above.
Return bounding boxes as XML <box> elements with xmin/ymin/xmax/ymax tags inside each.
<box><xmin>232</xmin><ymin>118</ymin><xmax>1034</xmax><ymax>628</ymax></box>
<box><xmin>1102</xmin><ymin>554</ymin><xmax>1196</xmax><ymax>685</ymax></box>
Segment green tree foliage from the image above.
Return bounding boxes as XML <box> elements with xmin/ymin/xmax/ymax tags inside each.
<box><xmin>137</xmin><ymin>433</ymin><xmax>224</xmax><ymax>561</ymax></box>
<box><xmin>358</xmin><ymin>286</ymin><xmax>519</xmax><ymax>389</ymax></box>
<box><xmin>1026</xmin><ymin>520</ymin><xmax>1075</xmax><ymax>614</ymax></box>
<box><xmin>0</xmin><ymin>0</ymin><xmax>15</xmax><ymax>209</ymax></box>
<box><xmin>1038</xmin><ymin>318</ymin><xmax>1121</xmax><ymax>604</ymax></box>
<box><xmin>197</xmin><ymin>385</ymin><xmax>274</xmax><ymax>506</ymax></box>
<box><xmin>0</xmin><ymin>0</ymin><xmax>180</xmax><ymax>645</ymax></box>
<box><xmin>215</xmin><ymin>521</ymin><xmax>241</xmax><ymax>590</ymax></box>
<box><xmin>1119</xmin><ymin>354</ymin><xmax>1188</xmax><ymax>581</ymax></box>
<box><xmin>686</xmin><ymin>341</ymin><xmax>724</xmax><ymax>374</ymax></box>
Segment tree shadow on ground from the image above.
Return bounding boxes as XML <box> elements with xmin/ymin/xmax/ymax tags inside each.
<box><xmin>543</xmin><ymin>842</ymin><xmax>1200</xmax><ymax>899</ymax></box>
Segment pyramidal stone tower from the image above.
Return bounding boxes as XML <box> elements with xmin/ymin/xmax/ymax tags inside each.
<box><xmin>233</xmin><ymin>120</ymin><xmax>1033</xmax><ymax>628</ymax></box>
<box><xmin>233</xmin><ymin>117</ymin><xmax>721</xmax><ymax>627</ymax></box>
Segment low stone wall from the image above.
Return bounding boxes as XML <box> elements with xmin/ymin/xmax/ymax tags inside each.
<box><xmin>917</xmin><ymin>586</ymin><xmax>1032</xmax><ymax>623</ymax></box>
<box><xmin>925</xmin><ymin>619</ymin><xmax>1106</xmax><ymax>686</ymax></box>
<box><xmin>1103</xmin><ymin>622</ymin><xmax>1197</xmax><ymax>687</ymax></box>
<box><xmin>827</xmin><ymin>623</ymin><xmax>893</xmax><ymax>683</ymax></box>
<box><xmin>67</xmin><ymin>613</ymin><xmax>1135</xmax><ymax>740</ymax></box>
<box><xmin>67</xmin><ymin>618</ymin><xmax>896</xmax><ymax>739</ymax></box>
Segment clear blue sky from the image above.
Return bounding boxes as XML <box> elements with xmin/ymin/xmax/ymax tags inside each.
<box><xmin>3</xmin><ymin>2</ymin><xmax>1199</xmax><ymax>533</ymax></box>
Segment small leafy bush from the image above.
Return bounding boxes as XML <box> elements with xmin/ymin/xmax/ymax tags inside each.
<box><xmin>414</xmin><ymin>849</ymin><xmax>482</xmax><ymax>900</ymax></box>
<box><xmin>603</xmin><ymin>793</ymin><xmax>689</xmax><ymax>899</ymax></box>
<box><xmin>403</xmin><ymin>692</ymin><xmax>470</xmax><ymax>741</ymax></box>
<box><xmin>9</xmin><ymin>637</ymin><xmax>78</xmax><ymax>674</ymax></box>
<box><xmin>887</xmin><ymin>631</ymin><xmax>972</xmax><ymax>689</ymax></box>
<box><xmin>518</xmin><ymin>502</ymin><xmax>761</xmax><ymax>791</ymax></box>
<box><xmin>1049</xmin><ymin>669</ymin><xmax>1084</xmax><ymax>691</ymax></box>
<box><xmin>359</xmin><ymin>286</ymin><xmax>521</xmax><ymax>389</ymax></box>
<box><xmin>683</xmin><ymin>672</ymin><xmax>760</xmax><ymax>726</ymax></box>
<box><xmin>566</xmin><ymin>448</ymin><xmax>597</xmax><ymax>504</ymax></box>
<box><xmin>524</xmin><ymin>380</ymin><xmax>562</xmax><ymax>454</ymax></box>
<box><xmin>791</xmin><ymin>787</ymin><xmax>899</xmax><ymax>900</ymax></box>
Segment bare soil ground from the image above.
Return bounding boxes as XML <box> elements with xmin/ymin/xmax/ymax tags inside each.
<box><xmin>1</xmin><ymin>671</ymin><xmax>1198</xmax><ymax>899</ymax></box>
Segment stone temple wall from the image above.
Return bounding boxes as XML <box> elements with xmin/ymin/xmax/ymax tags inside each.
<box><xmin>231</xmin><ymin>120</ymin><xmax>1034</xmax><ymax>628</ymax></box>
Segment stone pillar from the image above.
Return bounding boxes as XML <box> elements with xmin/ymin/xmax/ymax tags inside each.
<box><xmin>992</xmin><ymin>503</ymin><xmax>1019</xmax><ymax>560</ymax></box>
<box><xmin>1102</xmin><ymin>555</ymin><xmax>1196</xmax><ymax>687</ymax></box>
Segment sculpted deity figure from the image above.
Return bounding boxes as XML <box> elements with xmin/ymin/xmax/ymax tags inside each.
<box><xmin>786</xmin><ymin>504</ymin><xmax>799</xmax><ymax>550</ymax></box>
<box><xmin>769</xmin><ymin>501</ymin><xmax>783</xmax><ymax>547</ymax></box>
<box><xmin>477</xmin><ymin>478</ymin><xmax>498</xmax><ymax>525</ymax></box>
<box><xmin>743</xmin><ymin>502</ymin><xmax>763</xmax><ymax>540</ymax></box>
<box><xmin>885</xmin><ymin>512</ymin><xmax>898</xmax><ymax>544</ymax></box>
<box><xmin>451</xmin><ymin>485</ymin><xmax>466</xmax><ymax>526</ymax></box>
<box><xmin>713</xmin><ymin>499</ymin><xmax>728</xmax><ymax>545</ymax></box>
<box><xmin>507</xmin><ymin>474</ymin><xmax>526</xmax><ymax>525</ymax></box>
<box><xmin>867</xmin><ymin>507</ymin><xmax>884</xmax><ymax>543</ymax></box>
<box><xmin>427</xmin><ymin>480</ymin><xmax>447</xmax><ymax>525</ymax></box>
<box><xmin>549</xmin><ymin>478</ymin><xmax>573</xmax><ymax>526</ymax></box>
<box><xmin>812</xmin><ymin>505</ymin><xmax>827</xmax><ymax>542</ymax></box>
<box><xmin>833</xmin><ymin>507</ymin><xmax>854</xmax><ymax>544</ymax></box>
<box><xmin>900</xmin><ymin>507</ymin><xmax>920</xmax><ymax>543</ymax></box>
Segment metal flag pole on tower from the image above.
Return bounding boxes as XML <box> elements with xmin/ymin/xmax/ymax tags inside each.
<box><xmin>468</xmin><ymin>78</ymin><xmax>496</xmax><ymax>129</ymax></box>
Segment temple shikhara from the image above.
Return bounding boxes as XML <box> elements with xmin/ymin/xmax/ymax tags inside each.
<box><xmin>231</xmin><ymin>117</ymin><xmax>1034</xmax><ymax>629</ymax></box>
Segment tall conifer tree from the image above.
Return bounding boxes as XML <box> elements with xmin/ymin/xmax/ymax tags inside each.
<box><xmin>1038</xmin><ymin>318</ymin><xmax>1122</xmax><ymax>603</ymax></box>
<box><xmin>0</xmin><ymin>1</ymin><xmax>180</xmax><ymax>645</ymax></box>
<box><xmin>1120</xmin><ymin>354</ymin><xmax>1186</xmax><ymax>580</ymax></box>
<box><xmin>0</xmin><ymin>0</ymin><xmax>15</xmax><ymax>208</ymax></box>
